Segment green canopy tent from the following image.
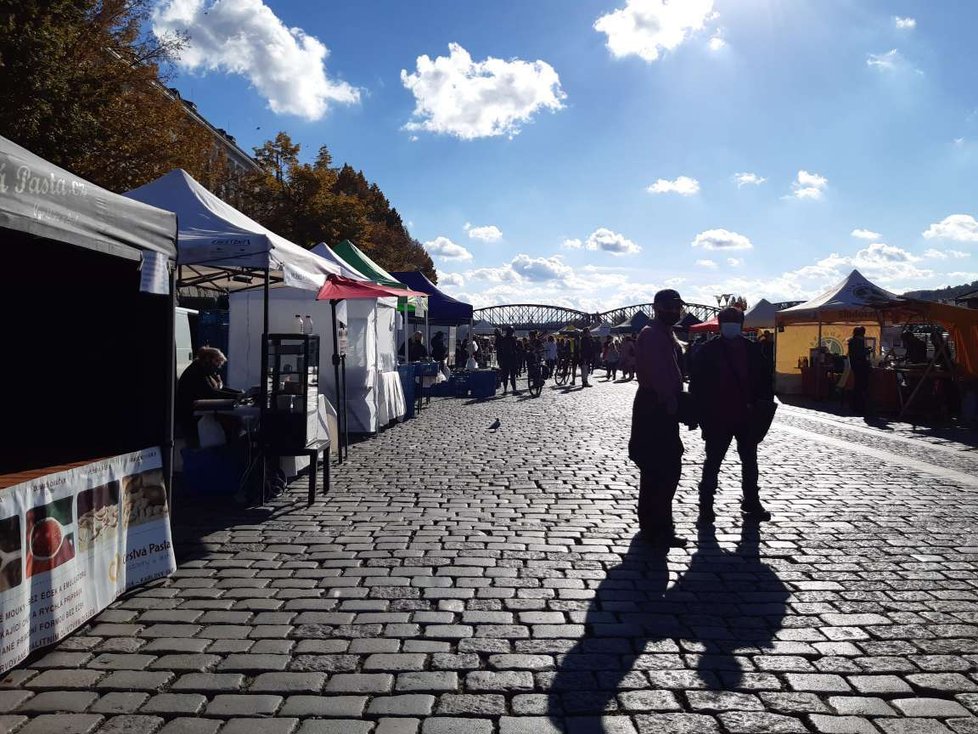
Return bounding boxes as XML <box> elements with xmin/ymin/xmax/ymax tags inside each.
<box><xmin>331</xmin><ymin>240</ymin><xmax>428</xmax><ymax>363</ymax></box>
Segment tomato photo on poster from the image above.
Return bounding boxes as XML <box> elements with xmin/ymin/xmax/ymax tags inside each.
<box><xmin>25</xmin><ymin>497</ymin><xmax>75</xmax><ymax>577</ymax></box>
<box><xmin>0</xmin><ymin>515</ymin><xmax>22</xmax><ymax>591</ymax></box>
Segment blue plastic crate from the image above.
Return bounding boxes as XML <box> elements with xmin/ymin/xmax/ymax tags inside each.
<box><xmin>180</xmin><ymin>445</ymin><xmax>243</xmax><ymax>495</ymax></box>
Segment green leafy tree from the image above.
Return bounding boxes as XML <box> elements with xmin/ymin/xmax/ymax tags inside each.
<box><xmin>0</xmin><ymin>0</ymin><xmax>223</xmax><ymax>192</ymax></box>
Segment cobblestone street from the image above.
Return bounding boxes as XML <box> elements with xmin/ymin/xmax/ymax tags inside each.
<box><xmin>3</xmin><ymin>379</ymin><xmax>978</xmax><ymax>734</ymax></box>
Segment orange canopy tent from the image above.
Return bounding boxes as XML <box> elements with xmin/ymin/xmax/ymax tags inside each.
<box><xmin>876</xmin><ymin>298</ymin><xmax>978</xmax><ymax>379</ymax></box>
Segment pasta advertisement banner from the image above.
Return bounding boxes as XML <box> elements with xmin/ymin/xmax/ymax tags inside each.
<box><xmin>0</xmin><ymin>447</ymin><xmax>175</xmax><ymax>674</ymax></box>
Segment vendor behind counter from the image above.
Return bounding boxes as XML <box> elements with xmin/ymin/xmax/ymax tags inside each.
<box><xmin>176</xmin><ymin>347</ymin><xmax>243</xmax><ymax>446</ymax></box>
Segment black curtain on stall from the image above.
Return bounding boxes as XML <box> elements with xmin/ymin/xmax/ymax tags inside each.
<box><xmin>1</xmin><ymin>232</ymin><xmax>170</xmax><ymax>474</ymax></box>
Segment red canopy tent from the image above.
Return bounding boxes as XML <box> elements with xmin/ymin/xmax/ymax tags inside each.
<box><xmin>689</xmin><ymin>317</ymin><xmax>719</xmax><ymax>334</ymax></box>
<box><xmin>315</xmin><ymin>276</ymin><xmax>427</xmax><ymax>459</ymax></box>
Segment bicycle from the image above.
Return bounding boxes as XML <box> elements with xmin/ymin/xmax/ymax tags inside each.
<box><xmin>526</xmin><ymin>356</ymin><xmax>550</xmax><ymax>397</ymax></box>
<box><xmin>553</xmin><ymin>357</ymin><xmax>571</xmax><ymax>386</ymax></box>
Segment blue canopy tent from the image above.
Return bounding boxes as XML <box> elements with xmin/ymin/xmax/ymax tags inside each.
<box><xmin>391</xmin><ymin>271</ymin><xmax>473</xmax><ymax>325</ymax></box>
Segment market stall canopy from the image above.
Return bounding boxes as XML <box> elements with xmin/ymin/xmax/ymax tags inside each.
<box><xmin>612</xmin><ymin>310</ymin><xmax>653</xmax><ymax>333</ymax></box>
<box><xmin>690</xmin><ymin>317</ymin><xmax>720</xmax><ymax>334</ymax></box>
<box><xmin>677</xmin><ymin>312</ymin><xmax>702</xmax><ymax>331</ymax></box>
<box><xmin>332</xmin><ymin>240</ymin><xmax>427</xmax><ymax>315</ymax></box>
<box><xmin>311</xmin><ymin>243</ymin><xmax>375</xmax><ymax>282</ymax></box>
<box><xmin>876</xmin><ymin>298</ymin><xmax>978</xmax><ymax>379</ymax></box>
<box><xmin>1</xmin><ymin>135</ymin><xmax>176</xmax><ymax>260</ymax></box>
<box><xmin>587</xmin><ymin>321</ymin><xmax>611</xmax><ymax>338</ymax></box>
<box><xmin>125</xmin><ymin>169</ymin><xmax>339</xmax><ymax>290</ymax></box>
<box><xmin>317</xmin><ymin>275</ymin><xmax>426</xmax><ymax>302</ymax></box>
<box><xmin>744</xmin><ymin>299</ymin><xmax>778</xmax><ymax>331</ymax></box>
<box><xmin>777</xmin><ymin>269</ymin><xmax>899</xmax><ymax>324</ymax></box>
<box><xmin>391</xmin><ymin>271</ymin><xmax>474</xmax><ymax>325</ymax></box>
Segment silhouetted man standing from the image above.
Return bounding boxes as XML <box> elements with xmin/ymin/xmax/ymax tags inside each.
<box><xmin>691</xmin><ymin>307</ymin><xmax>775</xmax><ymax>524</ymax></box>
<box><xmin>629</xmin><ymin>289</ymin><xmax>687</xmax><ymax>548</ymax></box>
<box><xmin>847</xmin><ymin>326</ymin><xmax>870</xmax><ymax>415</ymax></box>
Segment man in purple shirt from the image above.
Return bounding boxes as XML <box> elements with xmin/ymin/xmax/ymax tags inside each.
<box><xmin>690</xmin><ymin>307</ymin><xmax>775</xmax><ymax>524</ymax></box>
<box><xmin>628</xmin><ymin>289</ymin><xmax>688</xmax><ymax>547</ymax></box>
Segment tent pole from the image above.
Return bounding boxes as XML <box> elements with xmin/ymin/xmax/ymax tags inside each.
<box><xmin>816</xmin><ymin>317</ymin><xmax>823</xmax><ymax>401</ymax></box>
<box><xmin>331</xmin><ymin>299</ymin><xmax>343</xmax><ymax>465</ymax></box>
<box><xmin>260</xmin><ymin>267</ymin><xmax>270</xmax><ymax>505</ymax></box>
<box><xmin>164</xmin><ymin>263</ymin><xmax>176</xmax><ymax>514</ymax></box>
<box><xmin>341</xmin><ymin>353</ymin><xmax>348</xmax><ymax>460</ymax></box>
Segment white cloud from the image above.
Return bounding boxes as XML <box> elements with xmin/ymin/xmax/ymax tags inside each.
<box><xmin>400</xmin><ymin>43</ymin><xmax>565</xmax><ymax>139</ymax></box>
<box><xmin>708</xmin><ymin>30</ymin><xmax>726</xmax><ymax>51</ymax></box>
<box><xmin>465</xmin><ymin>223</ymin><xmax>503</xmax><ymax>242</ymax></box>
<box><xmin>851</xmin><ymin>228</ymin><xmax>882</xmax><ymax>240</ymax></box>
<box><xmin>594</xmin><ymin>0</ymin><xmax>716</xmax><ymax>63</ymax></box>
<box><xmin>424</xmin><ymin>236</ymin><xmax>473</xmax><ymax>261</ymax></box>
<box><xmin>585</xmin><ymin>228</ymin><xmax>642</xmax><ymax>255</ymax></box>
<box><xmin>696</xmin><ymin>259</ymin><xmax>717</xmax><ymax>269</ymax></box>
<box><xmin>734</xmin><ymin>172</ymin><xmax>765</xmax><ymax>187</ymax></box>
<box><xmin>152</xmin><ymin>0</ymin><xmax>359</xmax><ymax>120</ymax></box>
<box><xmin>561</xmin><ymin>238</ymin><xmax>583</xmax><ymax>250</ymax></box>
<box><xmin>692</xmin><ymin>228</ymin><xmax>753</xmax><ymax>251</ymax></box>
<box><xmin>438</xmin><ymin>272</ymin><xmax>465</xmax><ymax>287</ymax></box>
<box><xmin>727</xmin><ymin>257</ymin><xmax>743</xmax><ymax>267</ymax></box>
<box><xmin>510</xmin><ymin>254</ymin><xmax>573</xmax><ymax>282</ymax></box>
<box><xmin>647</xmin><ymin>175</ymin><xmax>700</xmax><ymax>195</ymax></box>
<box><xmin>923</xmin><ymin>248</ymin><xmax>970</xmax><ymax>260</ymax></box>
<box><xmin>664</xmin><ymin>277</ymin><xmax>685</xmax><ymax>287</ymax></box>
<box><xmin>866</xmin><ymin>48</ymin><xmax>920</xmax><ymax>74</ymax></box>
<box><xmin>923</xmin><ymin>214</ymin><xmax>978</xmax><ymax>242</ymax></box>
<box><xmin>894</xmin><ymin>16</ymin><xmax>916</xmax><ymax>29</ymax></box>
<box><xmin>790</xmin><ymin>169</ymin><xmax>828</xmax><ymax>200</ymax></box>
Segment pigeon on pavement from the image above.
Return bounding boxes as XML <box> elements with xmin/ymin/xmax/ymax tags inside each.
<box><xmin>489</xmin><ymin>418</ymin><xmax>501</xmax><ymax>430</ymax></box>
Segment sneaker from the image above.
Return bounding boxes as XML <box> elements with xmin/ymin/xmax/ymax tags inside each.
<box><xmin>741</xmin><ymin>501</ymin><xmax>771</xmax><ymax>521</ymax></box>
<box><xmin>642</xmin><ymin>528</ymin><xmax>688</xmax><ymax>548</ymax></box>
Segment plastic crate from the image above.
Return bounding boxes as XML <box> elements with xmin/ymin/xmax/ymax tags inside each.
<box><xmin>180</xmin><ymin>445</ymin><xmax>244</xmax><ymax>496</ymax></box>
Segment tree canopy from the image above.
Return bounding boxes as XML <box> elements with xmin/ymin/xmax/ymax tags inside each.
<box><xmin>0</xmin><ymin>0</ymin><xmax>435</xmax><ymax>281</ymax></box>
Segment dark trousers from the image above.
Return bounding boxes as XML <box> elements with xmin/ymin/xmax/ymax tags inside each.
<box><xmin>851</xmin><ymin>366</ymin><xmax>870</xmax><ymax>414</ymax></box>
<box><xmin>631</xmin><ymin>396</ymin><xmax>683</xmax><ymax>533</ymax></box>
<box><xmin>699</xmin><ymin>429</ymin><xmax>759</xmax><ymax>505</ymax></box>
<box><xmin>500</xmin><ymin>365</ymin><xmax>517</xmax><ymax>391</ymax></box>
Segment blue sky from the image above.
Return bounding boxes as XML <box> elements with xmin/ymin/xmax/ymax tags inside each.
<box><xmin>154</xmin><ymin>0</ymin><xmax>978</xmax><ymax>311</ymax></box>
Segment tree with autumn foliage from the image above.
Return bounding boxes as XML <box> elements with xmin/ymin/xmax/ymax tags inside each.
<box><xmin>0</xmin><ymin>0</ymin><xmax>226</xmax><ymax>192</ymax></box>
<box><xmin>234</xmin><ymin>132</ymin><xmax>435</xmax><ymax>281</ymax></box>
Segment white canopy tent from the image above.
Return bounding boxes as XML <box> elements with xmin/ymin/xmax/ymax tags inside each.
<box><xmin>775</xmin><ymin>269</ymin><xmax>899</xmax><ymax>393</ymax></box>
<box><xmin>126</xmin><ymin>169</ymin><xmax>340</xmax><ymax>291</ymax></box>
<box><xmin>125</xmin><ymin>170</ymin><xmax>344</xmax><ymax>482</ymax></box>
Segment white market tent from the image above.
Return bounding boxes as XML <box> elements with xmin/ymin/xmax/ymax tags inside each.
<box><xmin>126</xmin><ymin>169</ymin><xmax>340</xmax><ymax>290</ymax></box>
<box><xmin>774</xmin><ymin>269</ymin><xmax>899</xmax><ymax>393</ymax></box>
<box><xmin>125</xmin><ymin>169</ymin><xmax>344</xmax><ymax>472</ymax></box>
<box><xmin>587</xmin><ymin>321</ymin><xmax>612</xmax><ymax>338</ymax></box>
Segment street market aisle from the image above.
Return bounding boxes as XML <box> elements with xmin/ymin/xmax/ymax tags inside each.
<box><xmin>3</xmin><ymin>380</ymin><xmax>978</xmax><ymax>734</ymax></box>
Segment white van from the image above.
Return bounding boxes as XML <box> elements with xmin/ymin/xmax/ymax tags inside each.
<box><xmin>175</xmin><ymin>306</ymin><xmax>198</xmax><ymax>378</ymax></box>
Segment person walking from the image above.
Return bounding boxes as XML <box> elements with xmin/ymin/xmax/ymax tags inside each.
<box><xmin>496</xmin><ymin>326</ymin><xmax>519</xmax><ymax>395</ymax></box>
<box><xmin>579</xmin><ymin>328</ymin><xmax>596</xmax><ymax>387</ymax></box>
<box><xmin>619</xmin><ymin>334</ymin><xmax>636</xmax><ymax>380</ymax></box>
<box><xmin>690</xmin><ymin>307</ymin><xmax>776</xmax><ymax>524</ymax></box>
<box><xmin>603</xmin><ymin>337</ymin><xmax>620</xmax><ymax>380</ymax></box>
<box><xmin>629</xmin><ymin>289</ymin><xmax>688</xmax><ymax>547</ymax></box>
<box><xmin>847</xmin><ymin>326</ymin><xmax>870</xmax><ymax>416</ymax></box>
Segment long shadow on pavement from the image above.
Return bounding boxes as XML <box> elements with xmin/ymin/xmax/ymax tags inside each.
<box><xmin>548</xmin><ymin>520</ymin><xmax>789</xmax><ymax>732</ymax></box>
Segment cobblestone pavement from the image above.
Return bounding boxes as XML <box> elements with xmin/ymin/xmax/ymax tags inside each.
<box><xmin>3</xmin><ymin>378</ymin><xmax>978</xmax><ymax>734</ymax></box>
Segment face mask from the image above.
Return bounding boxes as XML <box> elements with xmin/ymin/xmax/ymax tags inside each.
<box><xmin>720</xmin><ymin>322</ymin><xmax>742</xmax><ymax>339</ymax></box>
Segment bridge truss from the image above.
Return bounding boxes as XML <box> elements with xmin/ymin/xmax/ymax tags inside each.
<box><xmin>472</xmin><ymin>301</ymin><xmax>721</xmax><ymax>330</ymax></box>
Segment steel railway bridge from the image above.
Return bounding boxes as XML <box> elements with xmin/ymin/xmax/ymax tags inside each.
<box><xmin>472</xmin><ymin>302</ymin><xmax>721</xmax><ymax>331</ymax></box>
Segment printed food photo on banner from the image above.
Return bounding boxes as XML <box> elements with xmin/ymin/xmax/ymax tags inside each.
<box><xmin>121</xmin><ymin>469</ymin><xmax>167</xmax><ymax>528</ymax></box>
<box><xmin>76</xmin><ymin>481</ymin><xmax>120</xmax><ymax>552</ymax></box>
<box><xmin>25</xmin><ymin>498</ymin><xmax>75</xmax><ymax>578</ymax></box>
<box><xmin>0</xmin><ymin>515</ymin><xmax>23</xmax><ymax>592</ymax></box>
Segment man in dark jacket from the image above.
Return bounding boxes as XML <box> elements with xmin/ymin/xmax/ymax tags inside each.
<box><xmin>495</xmin><ymin>326</ymin><xmax>519</xmax><ymax>395</ymax></box>
<box><xmin>176</xmin><ymin>347</ymin><xmax>242</xmax><ymax>447</ymax></box>
<box><xmin>690</xmin><ymin>307</ymin><xmax>775</xmax><ymax>524</ymax></box>
<box><xmin>847</xmin><ymin>326</ymin><xmax>870</xmax><ymax>415</ymax></box>
<box><xmin>579</xmin><ymin>328</ymin><xmax>596</xmax><ymax>387</ymax></box>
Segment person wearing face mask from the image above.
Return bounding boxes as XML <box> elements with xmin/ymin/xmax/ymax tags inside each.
<box><xmin>690</xmin><ymin>307</ymin><xmax>776</xmax><ymax>524</ymax></box>
<box><xmin>628</xmin><ymin>289</ymin><xmax>689</xmax><ymax>547</ymax></box>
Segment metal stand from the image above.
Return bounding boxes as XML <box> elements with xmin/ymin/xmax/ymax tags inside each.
<box><xmin>330</xmin><ymin>299</ymin><xmax>343</xmax><ymax>465</ymax></box>
<box><xmin>340</xmin><ymin>353</ymin><xmax>349</xmax><ymax>460</ymax></box>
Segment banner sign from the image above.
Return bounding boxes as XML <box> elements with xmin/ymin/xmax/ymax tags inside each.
<box><xmin>0</xmin><ymin>447</ymin><xmax>176</xmax><ymax>674</ymax></box>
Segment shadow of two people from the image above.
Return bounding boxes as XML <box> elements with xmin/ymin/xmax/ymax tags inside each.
<box><xmin>548</xmin><ymin>520</ymin><xmax>790</xmax><ymax>732</ymax></box>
